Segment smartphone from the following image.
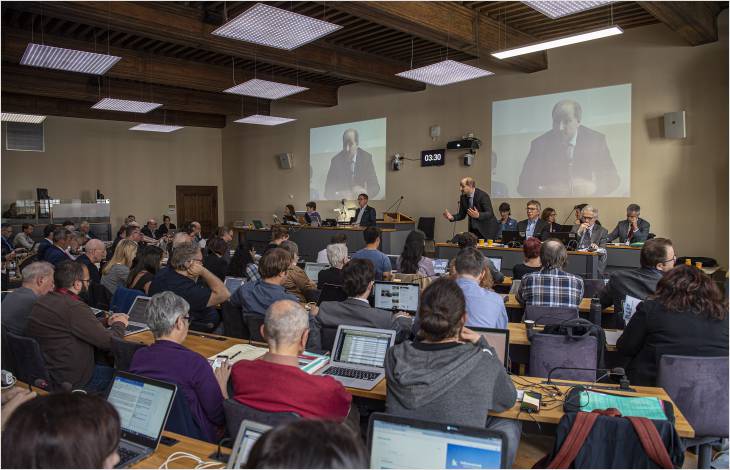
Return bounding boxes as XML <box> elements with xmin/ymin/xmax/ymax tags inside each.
<box><xmin>212</xmin><ymin>355</ymin><xmax>228</xmax><ymax>370</ymax></box>
<box><xmin>520</xmin><ymin>391</ymin><xmax>542</xmax><ymax>413</ymax></box>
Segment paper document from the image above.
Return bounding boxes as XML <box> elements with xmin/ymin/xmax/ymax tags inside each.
<box><xmin>208</xmin><ymin>345</ymin><xmax>329</xmax><ymax>374</ymax></box>
<box><xmin>579</xmin><ymin>391</ymin><xmax>667</xmax><ymax>420</ymax></box>
<box><xmin>622</xmin><ymin>295</ymin><xmax>641</xmax><ymax>325</ymax></box>
<box><xmin>604</xmin><ymin>330</ymin><xmax>623</xmax><ymax>347</ymax></box>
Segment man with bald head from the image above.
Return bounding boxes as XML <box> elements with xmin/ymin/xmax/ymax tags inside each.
<box><xmin>443</xmin><ymin>177</ymin><xmax>498</xmax><ymax>240</ymax></box>
<box><xmin>324</xmin><ymin>127</ymin><xmax>381</xmax><ymax>200</ymax></box>
<box><xmin>77</xmin><ymin>239</ymin><xmax>106</xmax><ymax>284</ymax></box>
<box><xmin>142</xmin><ymin>219</ymin><xmax>159</xmax><ymax>240</ymax></box>
<box><xmin>518</xmin><ymin>99</ymin><xmax>620</xmax><ymax>197</ymax></box>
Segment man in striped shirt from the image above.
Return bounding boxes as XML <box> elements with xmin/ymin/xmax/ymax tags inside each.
<box><xmin>517</xmin><ymin>239</ymin><xmax>584</xmax><ymax>308</ymax></box>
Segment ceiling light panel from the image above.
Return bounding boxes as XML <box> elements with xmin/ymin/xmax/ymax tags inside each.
<box><xmin>212</xmin><ymin>3</ymin><xmax>342</xmax><ymax>50</ymax></box>
<box><xmin>20</xmin><ymin>43</ymin><xmax>121</xmax><ymax>75</ymax></box>
<box><xmin>92</xmin><ymin>98</ymin><xmax>162</xmax><ymax>113</ymax></box>
<box><xmin>129</xmin><ymin>124</ymin><xmax>183</xmax><ymax>133</ymax></box>
<box><xmin>492</xmin><ymin>26</ymin><xmax>623</xmax><ymax>59</ymax></box>
<box><xmin>396</xmin><ymin>60</ymin><xmax>493</xmax><ymax>87</ymax></box>
<box><xmin>224</xmin><ymin>78</ymin><xmax>309</xmax><ymax>100</ymax></box>
<box><xmin>234</xmin><ymin>114</ymin><xmax>296</xmax><ymax>126</ymax></box>
<box><xmin>523</xmin><ymin>1</ymin><xmax>613</xmax><ymax>19</ymax></box>
<box><xmin>1</xmin><ymin>113</ymin><xmax>47</xmax><ymax>124</ymax></box>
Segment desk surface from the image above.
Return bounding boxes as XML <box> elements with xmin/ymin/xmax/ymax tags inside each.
<box><xmin>435</xmin><ymin>243</ymin><xmax>599</xmax><ymax>257</ymax></box>
<box><xmin>235</xmin><ymin>225</ymin><xmax>401</xmax><ymax>233</ymax></box>
<box><xmin>505</xmin><ymin>293</ymin><xmax>615</xmax><ymax>314</ymax></box>
<box><xmin>133</xmin><ymin>432</ymin><xmax>222</xmax><ymax>469</ymax></box>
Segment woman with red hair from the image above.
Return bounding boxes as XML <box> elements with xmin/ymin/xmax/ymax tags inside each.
<box><xmin>512</xmin><ymin>237</ymin><xmax>542</xmax><ymax>280</ymax></box>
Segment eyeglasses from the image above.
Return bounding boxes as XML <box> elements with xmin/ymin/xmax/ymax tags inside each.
<box><xmin>526</xmin><ymin>207</ymin><xmax>538</xmax><ymax>211</ymax></box>
<box><xmin>181</xmin><ymin>315</ymin><xmax>191</xmax><ymax>322</ymax></box>
<box><xmin>660</xmin><ymin>256</ymin><xmax>677</xmax><ymax>264</ymax></box>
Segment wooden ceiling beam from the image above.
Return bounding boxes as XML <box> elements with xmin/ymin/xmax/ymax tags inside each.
<box><xmin>638</xmin><ymin>1</ymin><xmax>724</xmax><ymax>46</ymax></box>
<box><xmin>14</xmin><ymin>1</ymin><xmax>424</xmax><ymax>92</ymax></box>
<box><xmin>330</xmin><ymin>1</ymin><xmax>548</xmax><ymax>73</ymax></box>
<box><xmin>2</xmin><ymin>30</ymin><xmax>339</xmax><ymax>107</ymax></box>
<box><xmin>1</xmin><ymin>92</ymin><xmax>226</xmax><ymax>128</ymax></box>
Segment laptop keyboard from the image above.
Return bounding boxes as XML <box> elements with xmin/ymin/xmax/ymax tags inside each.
<box><xmin>117</xmin><ymin>447</ymin><xmax>141</xmax><ymax>467</ymax></box>
<box><xmin>323</xmin><ymin>366</ymin><xmax>379</xmax><ymax>381</ymax></box>
<box><xmin>126</xmin><ymin>324</ymin><xmax>146</xmax><ymax>333</ymax></box>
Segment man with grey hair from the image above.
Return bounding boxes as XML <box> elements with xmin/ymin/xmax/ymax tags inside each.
<box><xmin>518</xmin><ymin>99</ymin><xmax>620</xmax><ymax>197</ymax></box>
<box><xmin>517</xmin><ymin>239</ymin><xmax>584</xmax><ymax>309</ymax></box>
<box><xmin>129</xmin><ymin>292</ymin><xmax>229</xmax><ymax>442</ymax></box>
<box><xmin>78</xmin><ymin>220</ymin><xmax>97</xmax><ymax>240</ymax></box>
<box><xmin>77</xmin><ymin>239</ymin><xmax>105</xmax><ymax>284</ymax></box>
<box><xmin>42</xmin><ymin>228</ymin><xmax>73</xmax><ymax>266</ymax></box>
<box><xmin>324</xmin><ymin>127</ymin><xmax>381</xmax><ymax>200</ymax></box>
<box><xmin>149</xmin><ymin>242</ymin><xmax>229</xmax><ymax>332</ymax></box>
<box><xmin>608</xmin><ymin>203</ymin><xmax>650</xmax><ymax>244</ymax></box>
<box><xmin>2</xmin><ymin>261</ymin><xmax>55</xmax><ymax>335</ymax></box>
<box><xmin>230</xmin><ymin>300</ymin><xmax>352</xmax><ymax>420</ymax></box>
<box><xmin>571</xmin><ymin>204</ymin><xmax>609</xmax><ymax>273</ymax></box>
<box><xmin>317</xmin><ymin>243</ymin><xmax>348</xmax><ymax>289</ymax></box>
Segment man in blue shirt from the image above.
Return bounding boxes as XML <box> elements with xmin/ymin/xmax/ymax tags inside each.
<box><xmin>454</xmin><ymin>247</ymin><xmax>508</xmax><ymax>329</ymax></box>
<box><xmin>496</xmin><ymin>202</ymin><xmax>518</xmax><ymax>239</ymax></box>
<box><xmin>517</xmin><ymin>200</ymin><xmax>548</xmax><ymax>239</ymax></box>
<box><xmin>351</xmin><ymin>227</ymin><xmax>392</xmax><ymax>281</ymax></box>
<box><xmin>230</xmin><ymin>247</ymin><xmax>299</xmax><ymax>316</ymax></box>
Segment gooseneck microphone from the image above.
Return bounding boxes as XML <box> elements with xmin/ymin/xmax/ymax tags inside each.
<box><xmin>385</xmin><ymin>195</ymin><xmax>404</xmax><ymax>213</ymax></box>
<box><xmin>545</xmin><ymin>366</ymin><xmax>634</xmax><ymax>392</ymax></box>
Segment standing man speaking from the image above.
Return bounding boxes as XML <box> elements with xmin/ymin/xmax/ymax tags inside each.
<box><xmin>442</xmin><ymin>177</ymin><xmax>498</xmax><ymax>240</ymax></box>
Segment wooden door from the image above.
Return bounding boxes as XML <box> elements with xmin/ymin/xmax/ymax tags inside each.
<box><xmin>175</xmin><ymin>186</ymin><xmax>218</xmax><ymax>238</ymax></box>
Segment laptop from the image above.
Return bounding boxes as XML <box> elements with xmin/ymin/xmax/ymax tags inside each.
<box><xmin>304</xmin><ymin>262</ymin><xmax>329</xmax><ymax>281</ymax></box>
<box><xmin>368</xmin><ymin>413</ymin><xmax>507</xmax><ymax>469</ymax></box>
<box><xmin>433</xmin><ymin>258</ymin><xmax>449</xmax><ymax>275</ymax></box>
<box><xmin>224</xmin><ymin>276</ymin><xmax>245</xmax><ymax>293</ymax></box>
<box><xmin>372</xmin><ymin>281</ymin><xmax>420</xmax><ymax>314</ymax></box>
<box><xmin>105</xmin><ymin>371</ymin><xmax>177</xmax><ymax>468</ymax></box>
<box><xmin>227</xmin><ymin>420</ymin><xmax>272</xmax><ymax>469</ymax></box>
<box><xmin>487</xmin><ymin>256</ymin><xmax>502</xmax><ymax>272</ymax></box>
<box><xmin>386</xmin><ymin>254</ymin><xmax>399</xmax><ymax>271</ymax></box>
<box><xmin>122</xmin><ymin>296</ymin><xmax>151</xmax><ymax>336</ymax></box>
<box><xmin>583</xmin><ymin>278</ymin><xmax>609</xmax><ymax>299</ymax></box>
<box><xmin>470</xmin><ymin>327</ymin><xmax>510</xmax><ymax>368</ymax></box>
<box><xmin>316</xmin><ymin>283</ymin><xmax>347</xmax><ymax>306</ymax></box>
<box><xmin>252</xmin><ymin>220</ymin><xmax>264</xmax><ymax>229</ymax></box>
<box><xmin>500</xmin><ymin>230</ymin><xmax>524</xmax><ymax>244</ymax></box>
<box><xmin>550</xmin><ymin>231</ymin><xmax>578</xmax><ymax>248</ymax></box>
<box><xmin>508</xmin><ymin>279</ymin><xmax>521</xmax><ymax>295</ymax></box>
<box><xmin>317</xmin><ymin>325</ymin><xmax>396</xmax><ymax>390</ymax></box>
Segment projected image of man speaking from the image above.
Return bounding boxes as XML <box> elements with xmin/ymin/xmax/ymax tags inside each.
<box><xmin>324</xmin><ymin>128</ymin><xmax>381</xmax><ymax>200</ymax></box>
<box><xmin>517</xmin><ymin>99</ymin><xmax>620</xmax><ymax>197</ymax></box>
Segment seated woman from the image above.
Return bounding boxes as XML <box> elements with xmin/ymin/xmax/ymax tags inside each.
<box><xmin>397</xmin><ymin>230</ymin><xmax>435</xmax><ymax>277</ymax></box>
<box><xmin>227</xmin><ymin>241</ymin><xmax>260</xmax><ymax>282</ymax></box>
<box><xmin>304</xmin><ymin>201</ymin><xmax>322</xmax><ymax>226</ymax></box>
<box><xmin>617</xmin><ymin>265</ymin><xmax>728</xmax><ymax>386</ymax></box>
<box><xmin>2</xmin><ymin>393</ymin><xmax>121</xmax><ymax>468</ymax></box>
<box><xmin>317</xmin><ymin>243</ymin><xmax>347</xmax><ymax>289</ymax></box>
<box><xmin>203</xmin><ymin>237</ymin><xmax>229</xmax><ymax>281</ymax></box>
<box><xmin>512</xmin><ymin>237</ymin><xmax>542</xmax><ymax>280</ymax></box>
<box><xmin>279</xmin><ymin>240</ymin><xmax>317</xmax><ymax>302</ymax></box>
<box><xmin>126</xmin><ymin>245</ymin><xmax>163</xmax><ymax>294</ymax></box>
<box><xmin>283</xmin><ymin>204</ymin><xmax>298</xmax><ymax>223</ymax></box>
<box><xmin>101</xmin><ymin>239</ymin><xmax>137</xmax><ymax>295</ymax></box>
<box><xmin>385</xmin><ymin>277</ymin><xmax>520</xmax><ymax>467</ymax></box>
<box><xmin>129</xmin><ymin>292</ymin><xmax>230</xmax><ymax>443</ymax></box>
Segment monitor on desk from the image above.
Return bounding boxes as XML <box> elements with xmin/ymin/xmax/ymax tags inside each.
<box><xmin>372</xmin><ymin>281</ymin><xmax>419</xmax><ymax>313</ymax></box>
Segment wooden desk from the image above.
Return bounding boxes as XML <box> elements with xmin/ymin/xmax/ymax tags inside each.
<box><xmin>504</xmin><ymin>294</ymin><xmax>614</xmax><ymax>315</ymax></box>
<box><xmin>133</xmin><ymin>432</ymin><xmax>222</xmax><ymax>469</ymax></box>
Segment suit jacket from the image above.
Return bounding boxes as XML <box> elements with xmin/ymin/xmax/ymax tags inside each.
<box><xmin>452</xmin><ymin>188</ymin><xmax>498</xmax><ymax>239</ymax></box>
<box><xmin>352</xmin><ymin>206</ymin><xmax>377</xmax><ymax>227</ymax></box>
<box><xmin>607</xmin><ymin>218</ymin><xmax>650</xmax><ymax>243</ymax></box>
<box><xmin>43</xmin><ymin>245</ymin><xmax>72</xmax><ymax>266</ymax></box>
<box><xmin>141</xmin><ymin>226</ymin><xmax>158</xmax><ymax>240</ymax></box>
<box><xmin>538</xmin><ymin>222</ymin><xmax>566</xmax><ymax>240</ymax></box>
<box><xmin>324</xmin><ymin>148</ymin><xmax>381</xmax><ymax>200</ymax></box>
<box><xmin>599</xmin><ymin>267</ymin><xmax>662</xmax><ymax>324</ymax></box>
<box><xmin>317</xmin><ymin>267</ymin><xmax>344</xmax><ymax>290</ymax></box>
<box><xmin>517</xmin><ymin>218</ymin><xmax>548</xmax><ymax>239</ymax></box>
<box><xmin>517</xmin><ymin>126</ymin><xmax>620</xmax><ymax>197</ymax></box>
<box><xmin>570</xmin><ymin>223</ymin><xmax>608</xmax><ymax>249</ymax></box>
<box><xmin>77</xmin><ymin>254</ymin><xmax>101</xmax><ymax>285</ymax></box>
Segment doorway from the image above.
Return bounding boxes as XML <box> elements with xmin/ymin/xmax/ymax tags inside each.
<box><xmin>175</xmin><ymin>185</ymin><xmax>218</xmax><ymax>238</ymax></box>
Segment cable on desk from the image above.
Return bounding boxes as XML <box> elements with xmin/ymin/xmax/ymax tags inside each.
<box><xmin>158</xmin><ymin>452</ymin><xmax>225</xmax><ymax>469</ymax></box>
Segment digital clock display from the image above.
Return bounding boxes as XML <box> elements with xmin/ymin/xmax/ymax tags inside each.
<box><xmin>421</xmin><ymin>149</ymin><xmax>445</xmax><ymax>167</ymax></box>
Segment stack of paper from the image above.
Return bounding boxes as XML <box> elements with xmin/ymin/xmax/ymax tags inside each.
<box><xmin>208</xmin><ymin>345</ymin><xmax>330</xmax><ymax>374</ymax></box>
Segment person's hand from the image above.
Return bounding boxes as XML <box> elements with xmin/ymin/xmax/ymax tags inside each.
<box><xmin>393</xmin><ymin>311</ymin><xmax>411</xmax><ymax>320</ymax></box>
<box><xmin>249</xmin><ymin>248</ymin><xmax>257</xmax><ymax>259</ymax></box>
<box><xmin>630</xmin><ymin>220</ymin><xmax>639</xmax><ymax>231</ymax></box>
<box><xmin>459</xmin><ymin>326</ymin><xmax>481</xmax><ymax>344</ymax></box>
<box><xmin>442</xmin><ymin>210</ymin><xmax>454</xmax><ymax>221</ymax></box>
<box><xmin>306</xmin><ymin>304</ymin><xmax>319</xmax><ymax>317</ymax></box>
<box><xmin>590</xmin><ymin>243</ymin><xmax>599</xmax><ymax>251</ymax></box>
<box><xmin>214</xmin><ymin>360</ymin><xmax>232</xmax><ymax>396</ymax></box>
<box><xmin>467</xmin><ymin>207</ymin><xmax>480</xmax><ymax>219</ymax></box>
<box><xmin>187</xmin><ymin>261</ymin><xmax>206</xmax><ymax>277</ymax></box>
<box><xmin>578</xmin><ymin>222</ymin><xmax>589</xmax><ymax>234</ymax></box>
<box><xmin>2</xmin><ymin>387</ymin><xmax>36</xmax><ymax>430</ymax></box>
<box><xmin>109</xmin><ymin>313</ymin><xmax>129</xmax><ymax>327</ymax></box>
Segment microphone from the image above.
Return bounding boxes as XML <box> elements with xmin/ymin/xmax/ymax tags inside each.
<box><xmin>394</xmin><ymin>196</ymin><xmax>404</xmax><ymax>214</ymax></box>
<box><xmin>385</xmin><ymin>195</ymin><xmax>404</xmax><ymax>213</ymax></box>
<box><xmin>545</xmin><ymin>366</ymin><xmax>635</xmax><ymax>392</ymax></box>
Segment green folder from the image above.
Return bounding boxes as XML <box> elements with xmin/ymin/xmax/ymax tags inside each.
<box><xmin>578</xmin><ymin>391</ymin><xmax>667</xmax><ymax>420</ymax></box>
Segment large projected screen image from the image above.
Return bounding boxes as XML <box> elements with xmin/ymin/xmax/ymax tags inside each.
<box><xmin>310</xmin><ymin>118</ymin><xmax>387</xmax><ymax>201</ymax></box>
<box><xmin>491</xmin><ymin>84</ymin><xmax>631</xmax><ymax>198</ymax></box>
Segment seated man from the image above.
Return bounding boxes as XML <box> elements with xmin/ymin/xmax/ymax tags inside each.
<box><xmin>600</xmin><ymin>238</ymin><xmax>675</xmax><ymax>327</ymax></box>
<box><xmin>42</xmin><ymin>228</ymin><xmax>73</xmax><ymax>266</ymax></box>
<box><xmin>607</xmin><ymin>203</ymin><xmax>650</xmax><ymax>244</ymax></box>
<box><xmin>263</xmin><ymin>225</ymin><xmax>289</xmax><ymax>256</ymax></box>
<box><xmin>141</xmin><ymin>218</ymin><xmax>159</xmax><ymax>240</ymax></box>
<box><xmin>2</xmin><ymin>261</ymin><xmax>54</xmax><ymax>335</ymax></box>
<box><xmin>351</xmin><ymin>227</ymin><xmax>391</xmax><ymax>281</ymax></box>
<box><xmin>79</xmin><ymin>220</ymin><xmax>97</xmax><ymax>240</ymax></box>
<box><xmin>1</xmin><ymin>224</ymin><xmax>15</xmax><ymax>259</ymax></box>
<box><xmin>231</xmin><ymin>300</ymin><xmax>352</xmax><ymax>420</ymax></box>
<box><xmin>517</xmin><ymin>240</ymin><xmax>584</xmax><ymax>308</ymax></box>
<box><xmin>317</xmin><ymin>233</ymin><xmax>347</xmax><ymax>264</ymax></box>
<box><xmin>230</xmin><ymin>248</ymin><xmax>299</xmax><ymax>316</ymax></box>
<box><xmin>314</xmin><ymin>259</ymin><xmax>413</xmax><ymax>349</ymax></box>
<box><xmin>36</xmin><ymin>224</ymin><xmax>56</xmax><ymax>260</ymax></box>
<box><xmin>13</xmin><ymin>223</ymin><xmax>35</xmax><ymax>251</ymax></box>
<box><xmin>26</xmin><ymin>261</ymin><xmax>128</xmax><ymax>392</ymax></box>
<box><xmin>517</xmin><ymin>200</ymin><xmax>548</xmax><ymax>239</ymax></box>
<box><xmin>454</xmin><ymin>248</ymin><xmax>508</xmax><ymax>329</ymax></box>
<box><xmin>148</xmin><ymin>242</ymin><xmax>230</xmax><ymax>332</ymax></box>
<box><xmin>570</xmin><ymin>204</ymin><xmax>609</xmax><ymax>272</ymax></box>
<box><xmin>76</xmin><ymin>239</ymin><xmax>105</xmax><ymax>285</ymax></box>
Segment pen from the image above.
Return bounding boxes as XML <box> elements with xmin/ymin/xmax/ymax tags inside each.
<box><xmin>229</xmin><ymin>351</ymin><xmax>241</xmax><ymax>360</ymax></box>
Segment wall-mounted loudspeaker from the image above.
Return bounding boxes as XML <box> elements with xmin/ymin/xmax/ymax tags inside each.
<box><xmin>664</xmin><ymin>111</ymin><xmax>686</xmax><ymax>139</ymax></box>
<box><xmin>277</xmin><ymin>153</ymin><xmax>294</xmax><ymax>169</ymax></box>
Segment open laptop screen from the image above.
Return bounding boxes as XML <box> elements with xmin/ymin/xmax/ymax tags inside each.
<box><xmin>433</xmin><ymin>259</ymin><xmax>449</xmax><ymax>275</ymax></box>
<box><xmin>470</xmin><ymin>327</ymin><xmax>509</xmax><ymax>368</ymax></box>
<box><xmin>127</xmin><ymin>296</ymin><xmax>150</xmax><ymax>323</ymax></box>
<box><xmin>373</xmin><ymin>282</ymin><xmax>419</xmax><ymax>313</ymax></box>
<box><xmin>106</xmin><ymin>372</ymin><xmax>176</xmax><ymax>449</ymax></box>
<box><xmin>334</xmin><ymin>327</ymin><xmax>393</xmax><ymax>368</ymax></box>
<box><xmin>487</xmin><ymin>257</ymin><xmax>502</xmax><ymax>273</ymax></box>
<box><xmin>369</xmin><ymin>415</ymin><xmax>504</xmax><ymax>469</ymax></box>
<box><xmin>224</xmin><ymin>276</ymin><xmax>245</xmax><ymax>293</ymax></box>
<box><xmin>228</xmin><ymin>421</ymin><xmax>272</xmax><ymax>469</ymax></box>
<box><xmin>304</xmin><ymin>263</ymin><xmax>329</xmax><ymax>281</ymax></box>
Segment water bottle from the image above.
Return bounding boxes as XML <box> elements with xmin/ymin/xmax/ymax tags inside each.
<box><xmin>589</xmin><ymin>297</ymin><xmax>602</xmax><ymax>326</ymax></box>
<box><xmin>8</xmin><ymin>260</ymin><xmax>16</xmax><ymax>279</ymax></box>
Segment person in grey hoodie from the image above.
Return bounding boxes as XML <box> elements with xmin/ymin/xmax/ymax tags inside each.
<box><xmin>385</xmin><ymin>277</ymin><xmax>521</xmax><ymax>467</ymax></box>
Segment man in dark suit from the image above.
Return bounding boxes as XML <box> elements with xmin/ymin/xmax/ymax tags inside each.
<box><xmin>608</xmin><ymin>203</ymin><xmax>650</xmax><ymax>244</ymax></box>
<box><xmin>324</xmin><ymin>128</ymin><xmax>381</xmax><ymax>200</ymax></box>
<box><xmin>516</xmin><ymin>200</ymin><xmax>548</xmax><ymax>239</ymax></box>
<box><xmin>43</xmin><ymin>228</ymin><xmax>73</xmax><ymax>267</ymax></box>
<box><xmin>517</xmin><ymin>100</ymin><xmax>620</xmax><ymax>197</ymax></box>
<box><xmin>599</xmin><ymin>238</ymin><xmax>674</xmax><ymax>327</ymax></box>
<box><xmin>1</xmin><ymin>224</ymin><xmax>15</xmax><ymax>261</ymax></box>
<box><xmin>442</xmin><ymin>177</ymin><xmax>498</xmax><ymax>240</ymax></box>
<box><xmin>352</xmin><ymin>193</ymin><xmax>376</xmax><ymax>227</ymax></box>
<box><xmin>571</xmin><ymin>205</ymin><xmax>609</xmax><ymax>273</ymax></box>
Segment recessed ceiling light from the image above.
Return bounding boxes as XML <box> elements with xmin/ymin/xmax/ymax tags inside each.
<box><xmin>20</xmin><ymin>43</ymin><xmax>121</xmax><ymax>75</ymax></box>
<box><xmin>129</xmin><ymin>124</ymin><xmax>183</xmax><ymax>133</ymax></box>
<box><xmin>1</xmin><ymin>113</ymin><xmax>47</xmax><ymax>124</ymax></box>
<box><xmin>234</xmin><ymin>114</ymin><xmax>296</xmax><ymax>126</ymax></box>
<box><xmin>523</xmin><ymin>1</ymin><xmax>613</xmax><ymax>19</ymax></box>
<box><xmin>91</xmin><ymin>98</ymin><xmax>163</xmax><ymax>113</ymax></box>
<box><xmin>396</xmin><ymin>60</ymin><xmax>493</xmax><ymax>86</ymax></box>
<box><xmin>223</xmin><ymin>78</ymin><xmax>309</xmax><ymax>100</ymax></box>
<box><xmin>492</xmin><ymin>26</ymin><xmax>623</xmax><ymax>59</ymax></box>
<box><xmin>212</xmin><ymin>3</ymin><xmax>342</xmax><ymax>51</ymax></box>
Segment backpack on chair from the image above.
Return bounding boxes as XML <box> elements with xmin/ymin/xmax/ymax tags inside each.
<box><xmin>540</xmin><ymin>318</ymin><xmax>607</xmax><ymax>370</ymax></box>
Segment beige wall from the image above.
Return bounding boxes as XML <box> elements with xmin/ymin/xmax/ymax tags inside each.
<box><xmin>2</xmin><ymin>117</ymin><xmax>224</xmax><ymax>229</ymax></box>
<box><xmin>222</xmin><ymin>15</ymin><xmax>729</xmax><ymax>264</ymax></box>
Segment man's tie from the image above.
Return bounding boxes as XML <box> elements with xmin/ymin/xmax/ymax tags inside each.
<box><xmin>627</xmin><ymin>226</ymin><xmax>635</xmax><ymax>242</ymax></box>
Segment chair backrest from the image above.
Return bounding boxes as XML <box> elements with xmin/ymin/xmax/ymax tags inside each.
<box><xmin>5</xmin><ymin>331</ymin><xmax>52</xmax><ymax>389</ymax></box>
<box><xmin>524</xmin><ymin>305</ymin><xmax>579</xmax><ymax>325</ymax></box>
<box><xmin>657</xmin><ymin>355</ymin><xmax>729</xmax><ymax>438</ymax></box>
<box><xmin>222</xmin><ymin>399</ymin><xmax>299</xmax><ymax>438</ymax></box>
<box><xmin>110</xmin><ymin>286</ymin><xmax>144</xmax><ymax>313</ymax></box>
<box><xmin>529</xmin><ymin>333</ymin><xmax>598</xmax><ymax>382</ymax></box>
<box><xmin>110</xmin><ymin>337</ymin><xmax>146</xmax><ymax>372</ymax></box>
<box><xmin>18</xmin><ymin>253</ymin><xmax>39</xmax><ymax>272</ymax></box>
<box><xmin>392</xmin><ymin>273</ymin><xmax>432</xmax><ymax>291</ymax></box>
<box><xmin>417</xmin><ymin>217</ymin><xmax>436</xmax><ymax>241</ymax></box>
<box><xmin>1</xmin><ymin>326</ymin><xmax>17</xmax><ymax>374</ymax></box>
<box><xmin>243</xmin><ymin>313</ymin><xmax>265</xmax><ymax>342</ymax></box>
<box><xmin>166</xmin><ymin>390</ymin><xmax>207</xmax><ymax>441</ymax></box>
<box><xmin>222</xmin><ymin>301</ymin><xmax>249</xmax><ymax>339</ymax></box>
<box><xmin>321</xmin><ymin>325</ymin><xmax>339</xmax><ymax>352</ymax></box>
